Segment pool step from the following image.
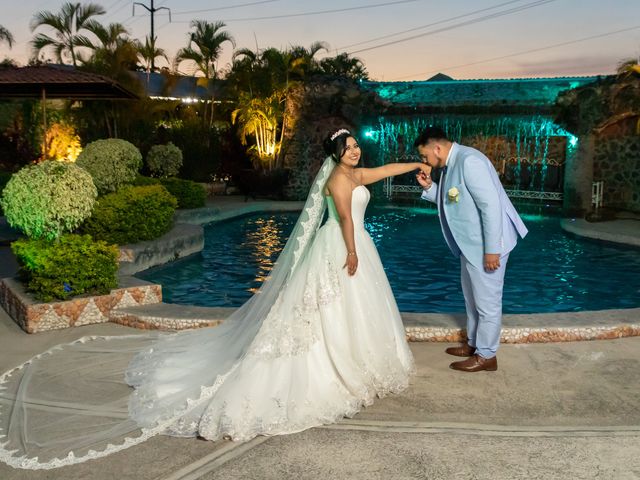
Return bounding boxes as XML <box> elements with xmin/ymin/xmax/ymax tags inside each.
<box><xmin>109</xmin><ymin>303</ymin><xmax>234</xmax><ymax>330</ymax></box>
<box><xmin>109</xmin><ymin>303</ymin><xmax>640</xmax><ymax>344</ymax></box>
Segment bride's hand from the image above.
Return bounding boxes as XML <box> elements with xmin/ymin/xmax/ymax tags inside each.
<box><xmin>343</xmin><ymin>253</ymin><xmax>358</xmax><ymax>276</ymax></box>
<box><xmin>416</xmin><ymin>171</ymin><xmax>432</xmax><ymax>189</ymax></box>
<box><xmin>418</xmin><ymin>163</ymin><xmax>432</xmax><ymax>176</ymax></box>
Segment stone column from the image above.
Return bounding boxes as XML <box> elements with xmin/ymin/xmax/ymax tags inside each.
<box><xmin>563</xmin><ymin>133</ymin><xmax>594</xmax><ymax>216</ymax></box>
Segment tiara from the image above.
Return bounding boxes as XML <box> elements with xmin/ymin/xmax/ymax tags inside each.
<box><xmin>330</xmin><ymin>128</ymin><xmax>350</xmax><ymax>141</ymax></box>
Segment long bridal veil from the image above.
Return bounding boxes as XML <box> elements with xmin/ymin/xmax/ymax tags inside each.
<box><xmin>0</xmin><ymin>157</ymin><xmax>336</xmax><ymax>470</ymax></box>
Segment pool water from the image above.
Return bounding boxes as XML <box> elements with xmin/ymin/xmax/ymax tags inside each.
<box><xmin>138</xmin><ymin>208</ymin><xmax>640</xmax><ymax>313</ymax></box>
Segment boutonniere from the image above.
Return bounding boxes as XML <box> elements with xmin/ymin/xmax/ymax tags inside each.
<box><xmin>447</xmin><ymin>187</ymin><xmax>460</xmax><ymax>203</ymax></box>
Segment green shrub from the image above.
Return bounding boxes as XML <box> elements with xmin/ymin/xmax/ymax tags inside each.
<box><xmin>147</xmin><ymin>142</ymin><xmax>183</xmax><ymax>178</ymax></box>
<box><xmin>76</xmin><ymin>139</ymin><xmax>142</xmax><ymax>194</ymax></box>
<box><xmin>0</xmin><ymin>171</ymin><xmax>12</xmax><ymax>215</ymax></box>
<box><xmin>158</xmin><ymin>177</ymin><xmax>206</xmax><ymax>209</ymax></box>
<box><xmin>0</xmin><ymin>161</ymin><xmax>97</xmax><ymax>240</ymax></box>
<box><xmin>130</xmin><ymin>175</ymin><xmax>160</xmax><ymax>187</ymax></box>
<box><xmin>11</xmin><ymin>234</ymin><xmax>118</xmax><ymax>302</ymax></box>
<box><xmin>82</xmin><ymin>185</ymin><xmax>177</xmax><ymax>245</ymax></box>
<box><xmin>131</xmin><ymin>176</ymin><xmax>206</xmax><ymax>209</ymax></box>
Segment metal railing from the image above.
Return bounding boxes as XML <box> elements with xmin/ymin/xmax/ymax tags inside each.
<box><xmin>382</xmin><ymin>182</ymin><xmax>563</xmax><ymax>201</ymax></box>
<box><xmin>592</xmin><ymin>181</ymin><xmax>604</xmax><ymax>209</ymax></box>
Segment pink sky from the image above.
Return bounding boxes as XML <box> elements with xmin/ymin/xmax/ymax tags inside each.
<box><xmin>2</xmin><ymin>0</ymin><xmax>639</xmax><ymax>80</ymax></box>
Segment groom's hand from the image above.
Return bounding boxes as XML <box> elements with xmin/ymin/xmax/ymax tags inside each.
<box><xmin>484</xmin><ymin>253</ymin><xmax>501</xmax><ymax>272</ymax></box>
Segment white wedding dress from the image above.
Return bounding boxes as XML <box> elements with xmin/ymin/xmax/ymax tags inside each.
<box><xmin>0</xmin><ymin>159</ymin><xmax>414</xmax><ymax>470</ymax></box>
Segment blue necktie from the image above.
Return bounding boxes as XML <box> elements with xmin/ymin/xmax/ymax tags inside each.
<box><xmin>439</xmin><ymin>167</ymin><xmax>446</xmax><ymax>207</ymax></box>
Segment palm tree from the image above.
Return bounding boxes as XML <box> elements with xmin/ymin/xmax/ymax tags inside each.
<box><xmin>87</xmin><ymin>22</ymin><xmax>128</xmax><ymax>54</ymax></box>
<box><xmin>288</xmin><ymin>41</ymin><xmax>329</xmax><ymax>77</ymax></box>
<box><xmin>229</xmin><ymin>47</ymin><xmax>261</xmax><ymax>96</ymax></box>
<box><xmin>86</xmin><ymin>22</ymin><xmax>139</xmax><ymax>77</ymax></box>
<box><xmin>174</xmin><ymin>20</ymin><xmax>235</xmax><ymax>79</ymax></box>
<box><xmin>319</xmin><ymin>53</ymin><xmax>369</xmax><ymax>80</ymax></box>
<box><xmin>137</xmin><ymin>35</ymin><xmax>168</xmax><ymax>73</ymax></box>
<box><xmin>30</xmin><ymin>1</ymin><xmax>106</xmax><ymax>66</ymax></box>
<box><xmin>175</xmin><ymin>20</ymin><xmax>235</xmax><ymax>126</ymax></box>
<box><xmin>617</xmin><ymin>57</ymin><xmax>640</xmax><ymax>79</ymax></box>
<box><xmin>0</xmin><ymin>25</ymin><xmax>14</xmax><ymax>48</ymax></box>
<box><xmin>231</xmin><ymin>92</ymin><xmax>282</xmax><ymax>169</ymax></box>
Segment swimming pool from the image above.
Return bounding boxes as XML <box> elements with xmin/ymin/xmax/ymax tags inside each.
<box><xmin>138</xmin><ymin>208</ymin><xmax>640</xmax><ymax>313</ymax></box>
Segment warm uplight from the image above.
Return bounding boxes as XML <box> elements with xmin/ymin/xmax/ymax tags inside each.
<box><xmin>45</xmin><ymin>122</ymin><xmax>82</xmax><ymax>162</ymax></box>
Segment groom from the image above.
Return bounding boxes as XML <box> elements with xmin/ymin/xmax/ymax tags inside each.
<box><xmin>415</xmin><ymin>126</ymin><xmax>528</xmax><ymax>372</ymax></box>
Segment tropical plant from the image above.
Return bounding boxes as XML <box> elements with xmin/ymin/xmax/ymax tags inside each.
<box><xmin>175</xmin><ymin>20</ymin><xmax>235</xmax><ymax>79</ymax></box>
<box><xmin>137</xmin><ymin>35</ymin><xmax>169</xmax><ymax>72</ymax></box>
<box><xmin>12</xmin><ymin>234</ymin><xmax>119</xmax><ymax>302</ymax></box>
<box><xmin>229</xmin><ymin>47</ymin><xmax>261</xmax><ymax>96</ymax></box>
<box><xmin>231</xmin><ymin>92</ymin><xmax>283</xmax><ymax>169</ymax></box>
<box><xmin>82</xmin><ymin>184</ymin><xmax>177</xmax><ymax>245</ymax></box>
<box><xmin>0</xmin><ymin>25</ymin><xmax>14</xmax><ymax>48</ymax></box>
<box><xmin>30</xmin><ymin>1</ymin><xmax>106</xmax><ymax>65</ymax></box>
<box><xmin>44</xmin><ymin>121</ymin><xmax>82</xmax><ymax>161</ymax></box>
<box><xmin>319</xmin><ymin>52</ymin><xmax>369</xmax><ymax>80</ymax></box>
<box><xmin>146</xmin><ymin>142</ymin><xmax>183</xmax><ymax>177</ymax></box>
<box><xmin>617</xmin><ymin>56</ymin><xmax>640</xmax><ymax>79</ymax></box>
<box><xmin>175</xmin><ymin>20</ymin><xmax>235</xmax><ymax>126</ymax></box>
<box><xmin>0</xmin><ymin>161</ymin><xmax>97</xmax><ymax>240</ymax></box>
<box><xmin>287</xmin><ymin>41</ymin><xmax>329</xmax><ymax>78</ymax></box>
<box><xmin>87</xmin><ymin>22</ymin><xmax>138</xmax><ymax>71</ymax></box>
<box><xmin>227</xmin><ymin>42</ymin><xmax>329</xmax><ymax>164</ymax></box>
<box><xmin>76</xmin><ymin>138</ymin><xmax>142</xmax><ymax>194</ymax></box>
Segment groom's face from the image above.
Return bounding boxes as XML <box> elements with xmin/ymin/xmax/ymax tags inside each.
<box><xmin>417</xmin><ymin>142</ymin><xmax>446</xmax><ymax>169</ymax></box>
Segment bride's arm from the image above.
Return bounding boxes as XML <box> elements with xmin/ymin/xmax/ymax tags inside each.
<box><xmin>328</xmin><ymin>176</ymin><xmax>359</xmax><ymax>276</ymax></box>
<box><xmin>359</xmin><ymin>162</ymin><xmax>430</xmax><ymax>186</ymax></box>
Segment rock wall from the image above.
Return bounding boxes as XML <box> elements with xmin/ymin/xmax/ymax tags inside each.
<box><xmin>280</xmin><ymin>78</ymin><xmax>379</xmax><ymax>200</ymax></box>
<box><xmin>594</xmin><ymin>135</ymin><xmax>640</xmax><ymax>212</ymax></box>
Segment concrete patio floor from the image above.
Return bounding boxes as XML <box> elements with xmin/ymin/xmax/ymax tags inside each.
<box><xmin>1</xmin><ymin>198</ymin><xmax>639</xmax><ymax>479</ymax></box>
<box><xmin>0</xmin><ymin>308</ymin><xmax>639</xmax><ymax>479</ymax></box>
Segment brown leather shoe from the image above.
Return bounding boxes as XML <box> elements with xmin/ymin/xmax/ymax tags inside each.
<box><xmin>450</xmin><ymin>354</ymin><xmax>497</xmax><ymax>372</ymax></box>
<box><xmin>445</xmin><ymin>344</ymin><xmax>476</xmax><ymax>357</ymax></box>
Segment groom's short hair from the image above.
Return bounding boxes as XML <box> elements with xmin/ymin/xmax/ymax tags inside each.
<box><xmin>413</xmin><ymin>126</ymin><xmax>450</xmax><ymax>148</ymax></box>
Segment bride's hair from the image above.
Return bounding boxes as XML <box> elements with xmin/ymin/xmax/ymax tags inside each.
<box><xmin>323</xmin><ymin>129</ymin><xmax>354</xmax><ymax>162</ymax></box>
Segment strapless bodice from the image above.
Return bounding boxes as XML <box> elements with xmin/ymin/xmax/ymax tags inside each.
<box><xmin>326</xmin><ymin>185</ymin><xmax>370</xmax><ymax>226</ymax></box>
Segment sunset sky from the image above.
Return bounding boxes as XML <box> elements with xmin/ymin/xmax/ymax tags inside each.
<box><xmin>2</xmin><ymin>0</ymin><xmax>639</xmax><ymax>81</ymax></box>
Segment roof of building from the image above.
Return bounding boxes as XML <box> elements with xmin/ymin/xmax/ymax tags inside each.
<box><xmin>361</xmin><ymin>75</ymin><xmax>607</xmax><ymax>108</ymax></box>
<box><xmin>133</xmin><ymin>71</ymin><xmax>226</xmax><ymax>100</ymax></box>
<box><xmin>0</xmin><ymin>65</ymin><xmax>139</xmax><ymax>99</ymax></box>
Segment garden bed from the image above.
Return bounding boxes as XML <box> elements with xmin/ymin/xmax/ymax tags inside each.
<box><xmin>0</xmin><ymin>276</ymin><xmax>162</xmax><ymax>333</ymax></box>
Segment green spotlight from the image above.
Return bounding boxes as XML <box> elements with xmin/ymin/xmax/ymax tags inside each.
<box><xmin>362</xmin><ymin>129</ymin><xmax>379</xmax><ymax>142</ymax></box>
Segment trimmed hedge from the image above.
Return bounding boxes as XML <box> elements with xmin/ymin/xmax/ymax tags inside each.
<box><xmin>0</xmin><ymin>171</ymin><xmax>11</xmax><ymax>215</ymax></box>
<box><xmin>82</xmin><ymin>184</ymin><xmax>177</xmax><ymax>245</ymax></box>
<box><xmin>0</xmin><ymin>161</ymin><xmax>97</xmax><ymax>240</ymax></box>
<box><xmin>76</xmin><ymin>139</ymin><xmax>142</xmax><ymax>194</ymax></box>
<box><xmin>158</xmin><ymin>177</ymin><xmax>206</xmax><ymax>209</ymax></box>
<box><xmin>12</xmin><ymin>234</ymin><xmax>119</xmax><ymax>302</ymax></box>
<box><xmin>131</xmin><ymin>176</ymin><xmax>206</xmax><ymax>209</ymax></box>
<box><xmin>147</xmin><ymin>142</ymin><xmax>183</xmax><ymax>178</ymax></box>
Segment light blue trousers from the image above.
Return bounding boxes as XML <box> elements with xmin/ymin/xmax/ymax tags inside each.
<box><xmin>460</xmin><ymin>253</ymin><xmax>509</xmax><ymax>359</ymax></box>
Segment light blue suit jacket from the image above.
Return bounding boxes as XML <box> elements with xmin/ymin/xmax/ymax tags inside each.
<box><xmin>421</xmin><ymin>143</ymin><xmax>528</xmax><ymax>269</ymax></box>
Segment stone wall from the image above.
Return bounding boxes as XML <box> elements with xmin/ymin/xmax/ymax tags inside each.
<box><xmin>280</xmin><ymin>79</ymin><xmax>380</xmax><ymax>200</ymax></box>
<box><xmin>594</xmin><ymin>135</ymin><xmax>640</xmax><ymax>212</ymax></box>
<box><xmin>0</xmin><ymin>276</ymin><xmax>161</xmax><ymax>333</ymax></box>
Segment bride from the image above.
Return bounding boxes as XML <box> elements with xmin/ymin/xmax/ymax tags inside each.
<box><xmin>0</xmin><ymin>128</ymin><xmax>430</xmax><ymax>470</ymax></box>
